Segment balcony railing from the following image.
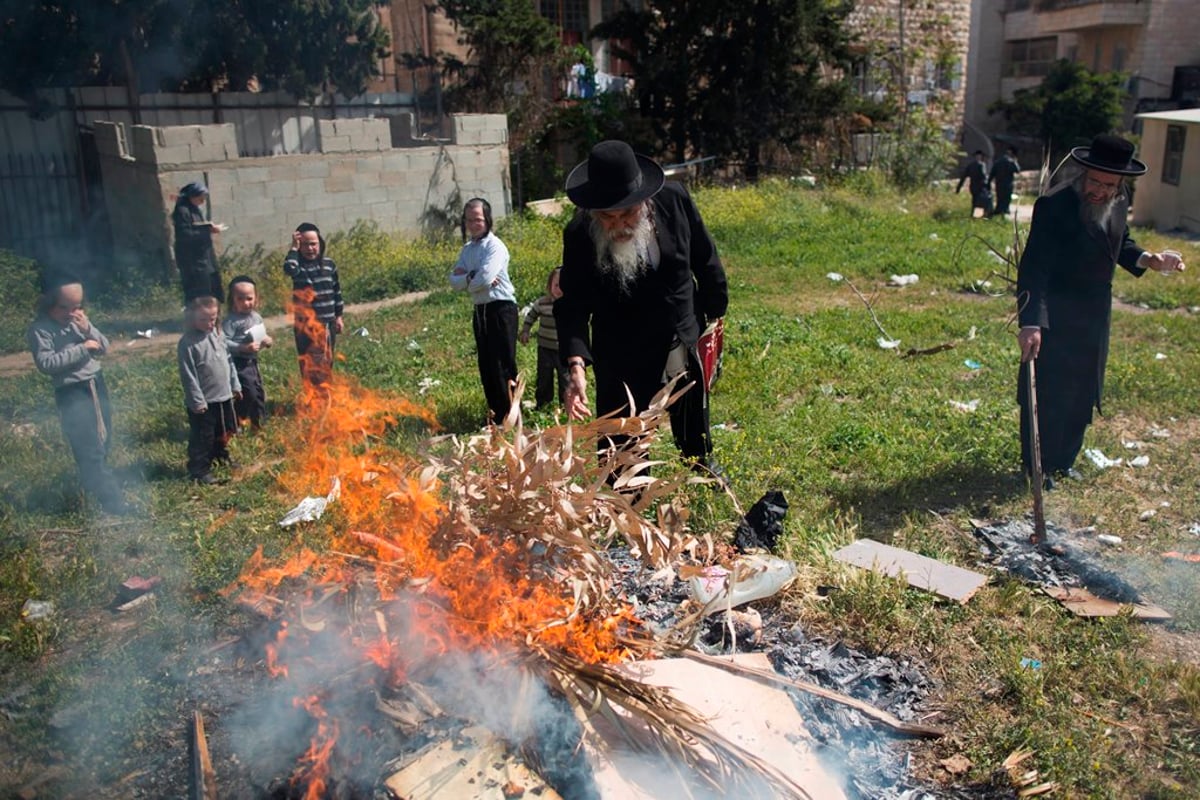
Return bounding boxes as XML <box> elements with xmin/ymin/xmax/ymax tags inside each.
<box><xmin>1035</xmin><ymin>0</ymin><xmax>1143</xmax><ymax>10</ymax></box>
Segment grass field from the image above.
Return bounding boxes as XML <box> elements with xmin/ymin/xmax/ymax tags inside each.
<box><xmin>1</xmin><ymin>178</ymin><xmax>1198</xmax><ymax>798</ymax></box>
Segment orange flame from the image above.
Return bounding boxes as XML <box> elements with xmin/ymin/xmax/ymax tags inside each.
<box><xmin>226</xmin><ymin>337</ymin><xmax>638</xmax><ymax>794</ymax></box>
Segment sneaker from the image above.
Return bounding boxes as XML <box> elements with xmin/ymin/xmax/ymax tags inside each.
<box><xmin>191</xmin><ymin>473</ymin><xmax>219</xmax><ymax>486</ymax></box>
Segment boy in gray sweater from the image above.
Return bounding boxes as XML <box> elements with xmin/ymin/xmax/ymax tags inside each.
<box><xmin>27</xmin><ymin>276</ymin><xmax>129</xmax><ymax>514</ymax></box>
<box><xmin>178</xmin><ymin>295</ymin><xmax>241</xmax><ymax>484</ymax></box>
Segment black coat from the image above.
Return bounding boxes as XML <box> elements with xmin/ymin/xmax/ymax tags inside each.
<box><xmin>172</xmin><ymin>199</ymin><xmax>217</xmax><ymax>280</ymax></box>
<box><xmin>989</xmin><ymin>154</ymin><xmax>1020</xmax><ymax>192</ymax></box>
<box><xmin>555</xmin><ymin>182</ymin><xmax>728</xmax><ymax>390</ymax></box>
<box><xmin>1017</xmin><ymin>185</ymin><xmax>1145</xmax><ymax>416</ymax></box>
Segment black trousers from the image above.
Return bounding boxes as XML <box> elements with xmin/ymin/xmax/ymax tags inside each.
<box><xmin>535</xmin><ymin>345</ymin><xmax>569</xmax><ymax>408</ymax></box>
<box><xmin>1018</xmin><ymin>358</ymin><xmax>1093</xmax><ymax>476</ymax></box>
<box><xmin>233</xmin><ymin>357</ymin><xmax>266</xmax><ymax>426</ymax></box>
<box><xmin>472</xmin><ymin>300</ymin><xmax>518</xmax><ymax>421</ymax></box>
<box><xmin>186</xmin><ymin>400</ymin><xmax>238</xmax><ymax>478</ymax></box>
<box><xmin>993</xmin><ymin>181</ymin><xmax>1014</xmax><ymax>215</ymax></box>
<box><xmin>595</xmin><ymin>347</ymin><xmax>711</xmax><ymax>462</ymax></box>
<box><xmin>54</xmin><ymin>375</ymin><xmax>123</xmax><ymax>508</ymax></box>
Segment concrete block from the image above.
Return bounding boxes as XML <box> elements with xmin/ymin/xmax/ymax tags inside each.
<box><xmin>298</xmin><ymin>160</ymin><xmax>331</xmax><ymax>179</ymax></box>
<box><xmin>273</xmin><ymin>194</ymin><xmax>308</xmax><ymax>217</ymax></box>
<box><xmin>321</xmin><ymin>135</ymin><xmax>352</xmax><ymax>153</ymax></box>
<box><xmin>304</xmin><ymin>192</ymin><xmax>343</xmax><ymax>212</ymax></box>
<box><xmin>355</xmin><ymin>156</ymin><xmax>385</xmax><ymax>174</ymax></box>
<box><xmin>131</xmin><ymin>125</ymin><xmax>164</xmax><ymax>155</ymax></box>
<box><xmin>351</xmin><ymin>171</ymin><xmax>382</xmax><ymax>190</ymax></box>
<box><xmin>199</xmin><ymin>124</ymin><xmax>237</xmax><ymax>147</ymax></box>
<box><xmin>188</xmin><ymin>143</ymin><xmax>234</xmax><ymax>163</ymax></box>
<box><xmin>294</xmin><ymin>177</ymin><xmax>325</xmax><ymax>196</ymax></box>
<box><xmin>266</xmin><ymin>180</ymin><xmax>297</xmax><ymax>200</ymax></box>
<box><xmin>356</xmin><ymin>187</ymin><xmax>389</xmax><ymax>206</ymax></box>
<box><xmin>266</xmin><ymin>162</ymin><xmax>302</xmax><ymax>183</ymax></box>
<box><xmin>329</xmin><ymin>160</ymin><xmax>357</xmax><ymax>178</ymax></box>
<box><xmin>231</xmin><ymin>182</ymin><xmax>269</xmax><ymax>203</ymax></box>
<box><xmin>93</xmin><ymin>121</ymin><xmax>130</xmax><ymax>159</ymax></box>
<box><xmin>324</xmin><ymin>174</ymin><xmax>354</xmax><ymax>193</ymax></box>
<box><xmin>235</xmin><ymin>166</ymin><xmax>271</xmax><ymax>183</ymax></box>
<box><xmin>159</xmin><ymin>126</ymin><xmax>204</xmax><ymax>147</ymax></box>
<box><xmin>150</xmin><ymin>145</ymin><xmax>195</xmax><ymax>166</ymax></box>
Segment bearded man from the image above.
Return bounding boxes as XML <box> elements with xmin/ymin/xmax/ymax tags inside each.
<box><xmin>1017</xmin><ymin>134</ymin><xmax>1185</xmax><ymax>487</ymax></box>
<box><xmin>555</xmin><ymin>140</ymin><xmax>728</xmax><ymax>473</ymax></box>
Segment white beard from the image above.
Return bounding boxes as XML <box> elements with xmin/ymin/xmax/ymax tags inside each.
<box><xmin>590</xmin><ymin>207</ymin><xmax>655</xmax><ymax>293</ymax></box>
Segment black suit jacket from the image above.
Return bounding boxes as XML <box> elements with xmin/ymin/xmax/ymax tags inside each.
<box><xmin>555</xmin><ymin>181</ymin><xmax>728</xmax><ymax>372</ymax></box>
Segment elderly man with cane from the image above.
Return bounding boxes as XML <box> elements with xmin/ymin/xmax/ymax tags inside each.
<box><xmin>554</xmin><ymin>140</ymin><xmax>728</xmax><ymax>478</ymax></box>
<box><xmin>1018</xmin><ymin>134</ymin><xmax>1184</xmax><ymax>499</ymax></box>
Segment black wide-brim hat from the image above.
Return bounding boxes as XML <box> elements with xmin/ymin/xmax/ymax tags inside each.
<box><xmin>1069</xmin><ymin>134</ymin><xmax>1147</xmax><ymax>176</ymax></box>
<box><xmin>565</xmin><ymin>140</ymin><xmax>665</xmax><ymax>211</ymax></box>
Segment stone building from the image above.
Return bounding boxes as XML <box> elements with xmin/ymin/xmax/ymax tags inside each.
<box><xmin>966</xmin><ymin>0</ymin><xmax>1200</xmax><ymax>142</ymax></box>
<box><xmin>848</xmin><ymin>0</ymin><xmax>975</xmax><ymax>128</ymax></box>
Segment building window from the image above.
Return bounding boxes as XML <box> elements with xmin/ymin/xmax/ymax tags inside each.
<box><xmin>541</xmin><ymin>0</ymin><xmax>589</xmax><ymax>34</ymax></box>
<box><xmin>1112</xmin><ymin>44</ymin><xmax>1126</xmax><ymax>73</ymax></box>
<box><xmin>1003</xmin><ymin>37</ymin><xmax>1058</xmax><ymax>78</ymax></box>
<box><xmin>1163</xmin><ymin>125</ymin><xmax>1186</xmax><ymax>186</ymax></box>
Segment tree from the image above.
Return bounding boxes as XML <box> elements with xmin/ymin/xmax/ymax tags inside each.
<box><xmin>187</xmin><ymin>0</ymin><xmax>391</xmax><ymax>98</ymax></box>
<box><xmin>990</xmin><ymin>59</ymin><xmax>1128</xmax><ymax>165</ymax></box>
<box><xmin>593</xmin><ymin>0</ymin><xmax>856</xmax><ymax>179</ymax></box>
<box><xmin>0</xmin><ymin>0</ymin><xmax>391</xmax><ymax>112</ymax></box>
<box><xmin>433</xmin><ymin>0</ymin><xmax>563</xmax><ymax>115</ymax></box>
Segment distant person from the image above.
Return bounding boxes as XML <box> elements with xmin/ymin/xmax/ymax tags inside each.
<box><xmin>283</xmin><ymin>223</ymin><xmax>344</xmax><ymax>387</ymax></box>
<box><xmin>450</xmin><ymin>198</ymin><xmax>518</xmax><ymax>423</ymax></box>
<box><xmin>989</xmin><ymin>146</ymin><xmax>1021</xmax><ymax>218</ymax></box>
<box><xmin>555</xmin><ymin>140</ymin><xmax>728</xmax><ymax>476</ymax></box>
<box><xmin>956</xmin><ymin>150</ymin><xmax>992</xmax><ymax>218</ymax></box>
<box><xmin>172</xmin><ymin>182</ymin><xmax>226</xmax><ymax>302</ymax></box>
<box><xmin>518</xmin><ymin>266</ymin><xmax>568</xmax><ymax>409</ymax></box>
<box><xmin>1017</xmin><ymin>134</ymin><xmax>1185</xmax><ymax>488</ymax></box>
<box><xmin>27</xmin><ymin>276</ymin><xmax>129</xmax><ymax>514</ymax></box>
<box><xmin>178</xmin><ymin>295</ymin><xmax>241</xmax><ymax>485</ymax></box>
<box><xmin>222</xmin><ymin>276</ymin><xmax>272</xmax><ymax>430</ymax></box>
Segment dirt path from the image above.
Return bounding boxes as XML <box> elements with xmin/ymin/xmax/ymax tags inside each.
<box><xmin>0</xmin><ymin>291</ymin><xmax>430</xmax><ymax>379</ymax></box>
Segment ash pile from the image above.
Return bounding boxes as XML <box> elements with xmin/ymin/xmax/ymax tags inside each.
<box><xmin>972</xmin><ymin>518</ymin><xmax>1144</xmax><ymax>603</ymax></box>
<box><xmin>609</xmin><ymin>546</ymin><xmax>1016</xmax><ymax>800</ymax></box>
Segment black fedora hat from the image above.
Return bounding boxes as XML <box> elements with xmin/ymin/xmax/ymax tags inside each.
<box><xmin>565</xmin><ymin>140</ymin><xmax>665</xmax><ymax>211</ymax></box>
<box><xmin>1069</xmin><ymin>134</ymin><xmax>1147</xmax><ymax>176</ymax></box>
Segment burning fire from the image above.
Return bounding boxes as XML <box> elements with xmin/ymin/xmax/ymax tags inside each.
<box><xmin>221</xmin><ymin>330</ymin><xmax>698</xmax><ymax>795</ymax></box>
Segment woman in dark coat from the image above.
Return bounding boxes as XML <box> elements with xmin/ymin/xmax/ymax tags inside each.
<box><xmin>172</xmin><ymin>182</ymin><xmax>225</xmax><ymax>302</ymax></box>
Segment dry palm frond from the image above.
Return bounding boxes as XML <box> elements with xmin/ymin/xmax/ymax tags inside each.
<box><xmin>421</xmin><ymin>375</ymin><xmax>715</xmax><ymax>621</ymax></box>
<box><xmin>535</xmin><ymin>646</ymin><xmax>816</xmax><ymax>800</ymax></box>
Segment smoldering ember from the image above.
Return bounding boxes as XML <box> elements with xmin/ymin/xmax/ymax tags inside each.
<box><xmin>57</xmin><ymin>341</ymin><xmax>1042</xmax><ymax>800</ymax></box>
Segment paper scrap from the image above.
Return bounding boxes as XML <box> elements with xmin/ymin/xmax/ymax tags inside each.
<box><xmin>1084</xmin><ymin>448</ymin><xmax>1122</xmax><ymax>469</ymax></box>
<box><xmin>826</xmin><ymin>272</ymin><xmax>844</xmax><ymax>282</ymax></box>
<box><xmin>1130</xmin><ymin>455</ymin><xmax>1150</xmax><ymax>468</ymax></box>
<box><xmin>888</xmin><ymin>274</ymin><xmax>919</xmax><ymax>287</ymax></box>
<box><xmin>247</xmin><ymin>323</ymin><xmax>267</xmax><ymax>343</ymax></box>
<box><xmin>279</xmin><ymin>478</ymin><xmax>341</xmax><ymax>527</ymax></box>
<box><xmin>948</xmin><ymin>399</ymin><xmax>979</xmax><ymax>412</ymax></box>
<box><xmin>877</xmin><ymin>337</ymin><xmax>901</xmax><ymax>349</ymax></box>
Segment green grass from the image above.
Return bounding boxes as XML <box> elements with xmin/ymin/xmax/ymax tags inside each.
<box><xmin>1</xmin><ymin>180</ymin><xmax>1199</xmax><ymax>798</ymax></box>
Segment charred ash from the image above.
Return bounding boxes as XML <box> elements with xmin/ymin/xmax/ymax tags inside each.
<box><xmin>608</xmin><ymin>548</ymin><xmax>1017</xmax><ymax>800</ymax></box>
<box><xmin>973</xmin><ymin>517</ymin><xmax>1145</xmax><ymax>603</ymax></box>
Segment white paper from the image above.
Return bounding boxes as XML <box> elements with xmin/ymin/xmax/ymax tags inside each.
<box><xmin>247</xmin><ymin>323</ymin><xmax>267</xmax><ymax>343</ymax></box>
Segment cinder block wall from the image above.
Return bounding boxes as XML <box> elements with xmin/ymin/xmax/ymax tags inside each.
<box><xmin>93</xmin><ymin>114</ymin><xmax>511</xmax><ymax>278</ymax></box>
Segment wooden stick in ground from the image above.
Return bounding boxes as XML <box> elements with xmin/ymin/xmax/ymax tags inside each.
<box><xmin>682</xmin><ymin>651</ymin><xmax>944</xmax><ymax>739</ymax></box>
<box><xmin>190</xmin><ymin>709</ymin><xmax>217</xmax><ymax>800</ymax></box>
<box><xmin>1027</xmin><ymin>359</ymin><xmax>1046</xmax><ymax>545</ymax></box>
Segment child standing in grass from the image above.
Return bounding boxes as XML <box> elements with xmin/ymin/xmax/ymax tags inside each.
<box><xmin>27</xmin><ymin>275</ymin><xmax>129</xmax><ymax>514</ymax></box>
<box><xmin>222</xmin><ymin>275</ymin><xmax>272</xmax><ymax>429</ymax></box>
<box><xmin>283</xmin><ymin>222</ymin><xmax>344</xmax><ymax>386</ymax></box>
<box><xmin>518</xmin><ymin>266</ymin><xmax>567</xmax><ymax>409</ymax></box>
<box><xmin>178</xmin><ymin>295</ymin><xmax>241</xmax><ymax>485</ymax></box>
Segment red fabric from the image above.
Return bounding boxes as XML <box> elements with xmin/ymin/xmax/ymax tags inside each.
<box><xmin>697</xmin><ymin>318</ymin><xmax>724</xmax><ymax>392</ymax></box>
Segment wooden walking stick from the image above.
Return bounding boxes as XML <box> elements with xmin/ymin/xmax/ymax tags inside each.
<box><xmin>1027</xmin><ymin>359</ymin><xmax>1047</xmax><ymax>545</ymax></box>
